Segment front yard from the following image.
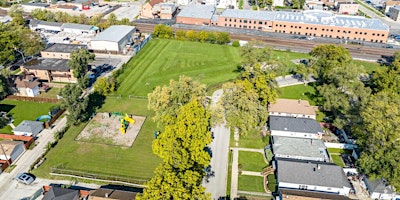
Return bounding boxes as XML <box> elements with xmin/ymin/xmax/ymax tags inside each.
<box><xmin>239</xmin><ymin>151</ymin><xmax>268</xmax><ymax>172</ymax></box>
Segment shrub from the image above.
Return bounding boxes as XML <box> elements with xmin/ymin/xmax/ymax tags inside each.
<box><xmin>232</xmin><ymin>40</ymin><xmax>240</xmax><ymax>47</ymax></box>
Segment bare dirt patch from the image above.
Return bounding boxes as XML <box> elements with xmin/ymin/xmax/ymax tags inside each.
<box><xmin>76</xmin><ymin>112</ymin><xmax>146</xmax><ymax>147</ymax></box>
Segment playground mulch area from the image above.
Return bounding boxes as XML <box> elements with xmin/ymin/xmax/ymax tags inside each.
<box><xmin>76</xmin><ymin>112</ymin><xmax>146</xmax><ymax>147</ymax></box>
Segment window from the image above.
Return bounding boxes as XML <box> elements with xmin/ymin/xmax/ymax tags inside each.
<box><xmin>240</xmin><ymin>20</ymin><xmax>242</xmax><ymax>23</ymax></box>
<box><xmin>337</xmin><ymin>30</ymin><xmax>340</xmax><ymax>32</ymax></box>
<box><xmin>331</xmin><ymin>29</ymin><xmax>333</xmax><ymax>32</ymax></box>
<box><xmin>295</xmin><ymin>26</ymin><xmax>297</xmax><ymax>28</ymax></box>
<box><xmin>225</xmin><ymin>18</ymin><xmax>227</xmax><ymax>21</ymax></box>
<box><xmin>229</xmin><ymin>24</ymin><xmax>231</xmax><ymax>27</ymax></box>
<box><xmin>348</xmin><ymin>31</ymin><xmax>351</xmax><ymax>33</ymax></box>
<box><xmin>234</xmin><ymin>25</ymin><xmax>236</xmax><ymax>27</ymax></box>
<box><xmin>244</xmin><ymin>20</ymin><xmax>248</xmax><ymax>23</ymax></box>
<box><xmin>377</xmin><ymin>34</ymin><xmax>380</xmax><ymax>36</ymax></box>
<box><xmin>239</xmin><ymin>25</ymin><xmax>242</xmax><ymax>28</ymax></box>
<box><xmin>372</xmin><ymin>33</ymin><xmax>375</xmax><ymax>36</ymax></box>
<box><xmin>225</xmin><ymin>24</ymin><xmax>227</xmax><ymax>26</ymax></box>
<box><xmin>355</xmin><ymin>32</ymin><xmax>358</xmax><ymax>34</ymax></box>
<box><xmin>275</xmin><ymin>24</ymin><xmax>278</xmax><ymax>27</ymax></box>
<box><xmin>283</xmin><ymin>30</ymin><xmax>285</xmax><ymax>33</ymax></box>
<box><xmin>229</xmin><ymin>19</ymin><xmax>231</xmax><ymax>22</ymax></box>
<box><xmin>284</xmin><ymin>25</ymin><xmax>286</xmax><ymax>27</ymax></box>
<box><xmin>299</xmin><ymin>185</ymin><xmax>308</xmax><ymax>190</ymax></box>
<box><xmin>306</xmin><ymin>27</ymin><xmax>309</xmax><ymax>30</ymax></box>
<box><xmin>259</xmin><ymin>21</ymin><xmax>262</xmax><ymax>24</ymax></box>
<box><xmin>364</xmin><ymin>32</ymin><xmax>367</xmax><ymax>35</ymax></box>
<box><xmin>258</xmin><ymin>27</ymin><xmax>262</xmax><ymax>30</ymax></box>
<box><xmin>314</xmin><ymin>28</ymin><xmax>317</xmax><ymax>30</ymax></box>
<box><xmin>280</xmin><ymin>24</ymin><xmax>282</xmax><ymax>27</ymax></box>
<box><xmin>264</xmin><ymin>22</ymin><xmax>267</xmax><ymax>25</ymax></box>
<box><xmin>249</xmin><ymin>20</ymin><xmax>252</xmax><ymax>23</ymax></box>
<box><xmin>291</xmin><ymin>25</ymin><xmax>293</xmax><ymax>28</ymax></box>
<box><xmin>234</xmin><ymin>19</ymin><xmax>236</xmax><ymax>22</ymax></box>
<box><xmin>299</xmin><ymin>26</ymin><xmax>301</xmax><ymax>29</ymax></box>
<box><xmin>254</xmin><ymin>21</ymin><xmax>256</xmax><ymax>24</ymax></box>
<box><xmin>322</xmin><ymin>28</ymin><xmax>325</xmax><ymax>31</ymax></box>
<box><xmin>244</xmin><ymin>25</ymin><xmax>247</xmax><ymax>28</ymax></box>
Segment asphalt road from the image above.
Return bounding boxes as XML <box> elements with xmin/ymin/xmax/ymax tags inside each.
<box><xmin>0</xmin><ymin>117</ymin><xmax>68</xmax><ymax>199</ymax></box>
<box><xmin>357</xmin><ymin>0</ymin><xmax>400</xmax><ymax>34</ymax></box>
<box><xmin>203</xmin><ymin>89</ymin><xmax>231</xmax><ymax>200</ymax></box>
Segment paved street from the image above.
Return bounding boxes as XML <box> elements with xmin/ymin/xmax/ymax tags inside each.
<box><xmin>203</xmin><ymin>89</ymin><xmax>231</xmax><ymax>200</ymax></box>
<box><xmin>0</xmin><ymin>117</ymin><xmax>67</xmax><ymax>199</ymax></box>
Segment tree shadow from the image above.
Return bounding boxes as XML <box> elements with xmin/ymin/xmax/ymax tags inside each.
<box><xmin>100</xmin><ymin>184</ymin><xmax>144</xmax><ymax>193</ymax></box>
<box><xmin>0</xmin><ymin>104</ymin><xmax>15</xmax><ymax>113</ymax></box>
<box><xmin>86</xmin><ymin>92</ymin><xmax>106</xmax><ymax>116</ymax></box>
<box><xmin>204</xmin><ymin>165</ymin><xmax>215</xmax><ymax>183</ymax></box>
<box><xmin>233</xmin><ymin>65</ymin><xmax>245</xmax><ymax>73</ymax></box>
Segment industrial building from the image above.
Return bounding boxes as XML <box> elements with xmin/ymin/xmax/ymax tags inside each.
<box><xmin>90</xmin><ymin>25</ymin><xmax>136</xmax><ymax>54</ymax></box>
<box><xmin>389</xmin><ymin>5</ymin><xmax>400</xmax><ymax>21</ymax></box>
<box><xmin>41</xmin><ymin>43</ymin><xmax>87</xmax><ymax>59</ymax></box>
<box><xmin>177</xmin><ymin>7</ymin><xmax>389</xmax><ymax>43</ymax></box>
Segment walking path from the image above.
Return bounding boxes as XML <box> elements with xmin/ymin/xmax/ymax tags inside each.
<box><xmin>241</xmin><ymin>171</ymin><xmax>263</xmax><ymax>177</ymax></box>
<box><xmin>230</xmin><ymin>148</ymin><xmax>239</xmax><ymax>199</ymax></box>
<box><xmin>238</xmin><ymin>190</ymin><xmax>272</xmax><ymax>197</ymax></box>
<box><xmin>234</xmin><ymin>147</ymin><xmax>264</xmax><ymax>153</ymax></box>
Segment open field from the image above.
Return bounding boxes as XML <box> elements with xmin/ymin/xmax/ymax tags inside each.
<box><xmin>0</xmin><ymin>100</ymin><xmax>57</xmax><ymax>134</ymax></box>
<box><xmin>116</xmin><ymin>39</ymin><xmax>242</xmax><ymax>96</ymax></box>
<box><xmin>278</xmin><ymin>83</ymin><xmax>319</xmax><ymax>106</ymax></box>
<box><xmin>239</xmin><ymin>151</ymin><xmax>267</xmax><ymax>172</ymax></box>
<box><xmin>238</xmin><ymin>175</ymin><xmax>265</xmax><ymax>193</ymax></box>
<box><xmin>32</xmin><ymin>97</ymin><xmax>161</xmax><ymax>180</ymax></box>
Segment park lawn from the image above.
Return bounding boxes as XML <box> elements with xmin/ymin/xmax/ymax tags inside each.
<box><xmin>0</xmin><ymin>100</ymin><xmax>57</xmax><ymax>134</ymax></box>
<box><xmin>239</xmin><ymin>151</ymin><xmax>267</xmax><ymax>172</ymax></box>
<box><xmin>227</xmin><ymin>150</ymin><xmax>233</xmax><ymax>196</ymax></box>
<box><xmin>352</xmin><ymin>60</ymin><xmax>381</xmax><ymax>73</ymax></box>
<box><xmin>116</xmin><ymin>39</ymin><xmax>242</xmax><ymax>97</ymax></box>
<box><xmin>32</xmin><ymin>97</ymin><xmax>161</xmax><ymax>180</ymax></box>
<box><xmin>278</xmin><ymin>83</ymin><xmax>319</xmax><ymax>106</ymax></box>
<box><xmin>331</xmin><ymin>154</ymin><xmax>345</xmax><ymax>167</ymax></box>
<box><xmin>273</xmin><ymin>50</ymin><xmax>311</xmax><ymax>73</ymax></box>
<box><xmin>238</xmin><ymin>175</ymin><xmax>265</xmax><ymax>193</ymax></box>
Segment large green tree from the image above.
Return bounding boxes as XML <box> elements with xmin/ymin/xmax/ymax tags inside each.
<box><xmin>139</xmin><ymin>100</ymin><xmax>211</xmax><ymax>200</ymax></box>
<box><xmin>68</xmin><ymin>49</ymin><xmax>95</xmax><ymax>79</ymax></box>
<box><xmin>148</xmin><ymin>76</ymin><xmax>206</xmax><ymax>127</ymax></box>
<box><xmin>371</xmin><ymin>51</ymin><xmax>400</xmax><ymax>94</ymax></box>
<box><xmin>353</xmin><ymin>91</ymin><xmax>400</xmax><ymax>189</ymax></box>
<box><xmin>240</xmin><ymin>42</ymin><xmax>274</xmax><ymax>66</ymax></box>
<box><xmin>59</xmin><ymin>84</ymin><xmax>89</xmax><ymax>125</ymax></box>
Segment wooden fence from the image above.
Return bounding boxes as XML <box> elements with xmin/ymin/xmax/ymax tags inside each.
<box><xmin>0</xmin><ymin>134</ymin><xmax>34</xmax><ymax>149</ymax></box>
<box><xmin>6</xmin><ymin>95</ymin><xmax>59</xmax><ymax>103</ymax></box>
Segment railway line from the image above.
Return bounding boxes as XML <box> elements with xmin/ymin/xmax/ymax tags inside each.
<box><xmin>135</xmin><ymin>23</ymin><xmax>397</xmax><ymax>61</ymax></box>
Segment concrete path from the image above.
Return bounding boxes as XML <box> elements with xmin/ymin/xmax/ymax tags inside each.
<box><xmin>230</xmin><ymin>148</ymin><xmax>239</xmax><ymax>199</ymax></box>
<box><xmin>0</xmin><ymin>117</ymin><xmax>67</xmax><ymax>199</ymax></box>
<box><xmin>241</xmin><ymin>171</ymin><xmax>263</xmax><ymax>177</ymax></box>
<box><xmin>234</xmin><ymin>147</ymin><xmax>264</xmax><ymax>153</ymax></box>
<box><xmin>276</xmin><ymin>74</ymin><xmax>316</xmax><ymax>87</ymax></box>
<box><xmin>203</xmin><ymin>89</ymin><xmax>231</xmax><ymax>200</ymax></box>
<box><xmin>238</xmin><ymin>190</ymin><xmax>272</xmax><ymax>197</ymax></box>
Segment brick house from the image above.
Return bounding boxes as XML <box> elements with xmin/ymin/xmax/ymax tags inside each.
<box><xmin>21</xmin><ymin>58</ymin><xmax>76</xmax><ymax>83</ymax></box>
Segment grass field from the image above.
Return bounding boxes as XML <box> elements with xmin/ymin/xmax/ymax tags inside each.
<box><xmin>238</xmin><ymin>175</ymin><xmax>265</xmax><ymax>193</ymax></box>
<box><xmin>278</xmin><ymin>83</ymin><xmax>319</xmax><ymax>106</ymax></box>
<box><xmin>352</xmin><ymin>60</ymin><xmax>381</xmax><ymax>73</ymax></box>
<box><xmin>328</xmin><ymin>148</ymin><xmax>353</xmax><ymax>154</ymax></box>
<box><xmin>32</xmin><ymin>97</ymin><xmax>161</xmax><ymax>180</ymax></box>
<box><xmin>0</xmin><ymin>100</ymin><xmax>57</xmax><ymax>134</ymax></box>
<box><xmin>239</xmin><ymin>151</ymin><xmax>268</xmax><ymax>172</ymax></box>
<box><xmin>116</xmin><ymin>39</ymin><xmax>242</xmax><ymax>96</ymax></box>
<box><xmin>331</xmin><ymin>154</ymin><xmax>345</xmax><ymax>167</ymax></box>
<box><xmin>37</xmin><ymin>88</ymin><xmax>62</xmax><ymax>99</ymax></box>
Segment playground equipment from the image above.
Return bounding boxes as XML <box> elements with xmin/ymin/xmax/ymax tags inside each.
<box><xmin>110</xmin><ymin>112</ymin><xmax>135</xmax><ymax>134</ymax></box>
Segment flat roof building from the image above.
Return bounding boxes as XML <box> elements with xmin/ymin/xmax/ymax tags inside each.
<box><xmin>21</xmin><ymin>58</ymin><xmax>76</xmax><ymax>83</ymax></box>
<box><xmin>389</xmin><ymin>6</ymin><xmax>400</xmax><ymax>21</ymax></box>
<box><xmin>176</xmin><ymin>5</ymin><xmax>216</xmax><ymax>26</ymax></box>
<box><xmin>41</xmin><ymin>43</ymin><xmax>87</xmax><ymax>59</ymax></box>
<box><xmin>61</xmin><ymin>23</ymin><xmax>98</xmax><ymax>34</ymax></box>
<box><xmin>90</xmin><ymin>25</ymin><xmax>136</xmax><ymax>54</ymax></box>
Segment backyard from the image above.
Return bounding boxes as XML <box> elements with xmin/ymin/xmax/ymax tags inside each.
<box><xmin>239</xmin><ymin>151</ymin><xmax>268</xmax><ymax>172</ymax></box>
<box><xmin>238</xmin><ymin>175</ymin><xmax>265</xmax><ymax>193</ymax></box>
<box><xmin>0</xmin><ymin>100</ymin><xmax>57</xmax><ymax>134</ymax></box>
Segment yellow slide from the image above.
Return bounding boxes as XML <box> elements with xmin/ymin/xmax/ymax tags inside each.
<box><xmin>124</xmin><ymin>114</ymin><xmax>135</xmax><ymax>124</ymax></box>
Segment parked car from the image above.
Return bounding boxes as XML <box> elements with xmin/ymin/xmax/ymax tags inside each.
<box><xmin>15</xmin><ymin>173</ymin><xmax>35</xmax><ymax>185</ymax></box>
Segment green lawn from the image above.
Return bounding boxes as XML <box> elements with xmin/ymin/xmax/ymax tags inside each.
<box><xmin>0</xmin><ymin>100</ymin><xmax>57</xmax><ymax>134</ymax></box>
<box><xmin>37</xmin><ymin>87</ymin><xmax>62</xmax><ymax>99</ymax></box>
<box><xmin>273</xmin><ymin>50</ymin><xmax>311</xmax><ymax>74</ymax></box>
<box><xmin>331</xmin><ymin>154</ymin><xmax>344</xmax><ymax>167</ymax></box>
<box><xmin>227</xmin><ymin>150</ymin><xmax>233</xmax><ymax>196</ymax></box>
<box><xmin>267</xmin><ymin>174</ymin><xmax>277</xmax><ymax>193</ymax></box>
<box><xmin>328</xmin><ymin>148</ymin><xmax>353</xmax><ymax>154</ymax></box>
<box><xmin>238</xmin><ymin>175</ymin><xmax>265</xmax><ymax>193</ymax></box>
<box><xmin>32</xmin><ymin>97</ymin><xmax>161</xmax><ymax>180</ymax></box>
<box><xmin>116</xmin><ymin>39</ymin><xmax>242</xmax><ymax>96</ymax></box>
<box><xmin>232</xmin><ymin>128</ymin><xmax>270</xmax><ymax>149</ymax></box>
<box><xmin>278</xmin><ymin>83</ymin><xmax>319</xmax><ymax>106</ymax></box>
<box><xmin>352</xmin><ymin>60</ymin><xmax>381</xmax><ymax>73</ymax></box>
<box><xmin>239</xmin><ymin>151</ymin><xmax>268</xmax><ymax>172</ymax></box>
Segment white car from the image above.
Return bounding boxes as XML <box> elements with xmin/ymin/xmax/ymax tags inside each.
<box><xmin>15</xmin><ymin>173</ymin><xmax>35</xmax><ymax>185</ymax></box>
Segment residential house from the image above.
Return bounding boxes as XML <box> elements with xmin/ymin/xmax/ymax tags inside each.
<box><xmin>42</xmin><ymin>186</ymin><xmax>80</xmax><ymax>200</ymax></box>
<box><xmin>10</xmin><ymin>75</ymin><xmax>40</xmax><ymax>97</ymax></box>
<box><xmin>276</xmin><ymin>159</ymin><xmax>352</xmax><ymax>198</ymax></box>
<box><xmin>0</xmin><ymin>140</ymin><xmax>25</xmax><ymax>163</ymax></box>
<box><xmin>21</xmin><ymin>58</ymin><xmax>76</xmax><ymax>83</ymax></box>
<box><xmin>151</xmin><ymin>3</ymin><xmax>178</xmax><ymax>19</ymax></box>
<box><xmin>268</xmin><ymin>116</ymin><xmax>324</xmax><ymax>139</ymax></box>
<box><xmin>337</xmin><ymin>2</ymin><xmax>359</xmax><ymax>14</ymax></box>
<box><xmin>389</xmin><ymin>5</ymin><xmax>400</xmax><ymax>21</ymax></box>
<box><xmin>140</xmin><ymin>0</ymin><xmax>164</xmax><ymax>19</ymax></box>
<box><xmin>363</xmin><ymin>177</ymin><xmax>400</xmax><ymax>200</ymax></box>
<box><xmin>12</xmin><ymin>120</ymin><xmax>44</xmax><ymax>137</ymax></box>
<box><xmin>41</xmin><ymin>43</ymin><xmax>87</xmax><ymax>59</ymax></box>
<box><xmin>268</xmin><ymin>98</ymin><xmax>316</xmax><ymax>119</ymax></box>
<box><xmin>271</xmin><ymin>136</ymin><xmax>329</xmax><ymax>162</ymax></box>
<box><xmin>89</xmin><ymin>188</ymin><xmax>137</xmax><ymax>200</ymax></box>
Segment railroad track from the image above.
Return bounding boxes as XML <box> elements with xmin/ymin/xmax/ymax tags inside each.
<box><xmin>135</xmin><ymin>23</ymin><xmax>397</xmax><ymax>60</ymax></box>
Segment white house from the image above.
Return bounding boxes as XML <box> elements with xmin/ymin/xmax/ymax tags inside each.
<box><xmin>271</xmin><ymin>136</ymin><xmax>329</xmax><ymax>162</ymax></box>
<box><xmin>0</xmin><ymin>141</ymin><xmax>25</xmax><ymax>163</ymax></box>
<box><xmin>13</xmin><ymin>120</ymin><xmax>44</xmax><ymax>137</ymax></box>
<box><xmin>268</xmin><ymin>98</ymin><xmax>316</xmax><ymax>119</ymax></box>
<box><xmin>12</xmin><ymin>75</ymin><xmax>40</xmax><ymax>97</ymax></box>
<box><xmin>269</xmin><ymin>116</ymin><xmax>324</xmax><ymax>139</ymax></box>
<box><xmin>363</xmin><ymin>177</ymin><xmax>400</xmax><ymax>200</ymax></box>
<box><xmin>276</xmin><ymin>159</ymin><xmax>351</xmax><ymax>198</ymax></box>
<box><xmin>90</xmin><ymin>25</ymin><xmax>136</xmax><ymax>54</ymax></box>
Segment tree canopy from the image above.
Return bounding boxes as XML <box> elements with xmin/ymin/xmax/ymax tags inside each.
<box><xmin>68</xmin><ymin>49</ymin><xmax>95</xmax><ymax>79</ymax></box>
<box><xmin>59</xmin><ymin>84</ymin><xmax>89</xmax><ymax>125</ymax></box>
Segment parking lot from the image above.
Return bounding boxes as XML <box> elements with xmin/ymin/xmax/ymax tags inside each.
<box><xmin>104</xmin><ymin>5</ymin><xmax>141</xmax><ymax>21</ymax></box>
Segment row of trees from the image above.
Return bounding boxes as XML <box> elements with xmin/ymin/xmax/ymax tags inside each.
<box><xmin>30</xmin><ymin>8</ymin><xmax>132</xmax><ymax>30</ymax></box>
<box><xmin>154</xmin><ymin>24</ymin><xmax>231</xmax><ymax>44</ymax></box>
<box><xmin>293</xmin><ymin>44</ymin><xmax>400</xmax><ymax>189</ymax></box>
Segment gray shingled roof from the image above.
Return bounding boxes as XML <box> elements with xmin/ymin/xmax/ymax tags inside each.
<box><xmin>36</xmin><ymin>20</ymin><xmax>63</xmax><ymax>27</ymax></box>
<box><xmin>177</xmin><ymin>5</ymin><xmax>216</xmax><ymax>19</ymax></box>
<box><xmin>42</xmin><ymin>187</ymin><xmax>79</xmax><ymax>200</ymax></box>
<box><xmin>269</xmin><ymin>116</ymin><xmax>323</xmax><ymax>134</ymax></box>
<box><xmin>277</xmin><ymin>159</ymin><xmax>351</xmax><ymax>188</ymax></box>
<box><xmin>272</xmin><ymin>136</ymin><xmax>329</xmax><ymax>161</ymax></box>
<box><xmin>91</xmin><ymin>25</ymin><xmax>135</xmax><ymax>42</ymax></box>
<box><xmin>61</xmin><ymin>23</ymin><xmax>96</xmax><ymax>31</ymax></box>
<box><xmin>365</xmin><ymin>178</ymin><xmax>396</xmax><ymax>194</ymax></box>
<box><xmin>13</xmin><ymin>120</ymin><xmax>43</xmax><ymax>135</ymax></box>
<box><xmin>42</xmin><ymin>43</ymin><xmax>87</xmax><ymax>53</ymax></box>
<box><xmin>23</xmin><ymin>58</ymin><xmax>70</xmax><ymax>72</ymax></box>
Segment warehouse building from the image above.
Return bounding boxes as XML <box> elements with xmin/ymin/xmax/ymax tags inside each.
<box><xmin>177</xmin><ymin>6</ymin><xmax>389</xmax><ymax>43</ymax></box>
<box><xmin>61</xmin><ymin>23</ymin><xmax>98</xmax><ymax>34</ymax></box>
<box><xmin>90</xmin><ymin>25</ymin><xmax>136</xmax><ymax>54</ymax></box>
<box><xmin>41</xmin><ymin>43</ymin><xmax>87</xmax><ymax>59</ymax></box>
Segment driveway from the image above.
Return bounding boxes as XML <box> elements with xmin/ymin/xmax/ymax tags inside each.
<box><xmin>276</xmin><ymin>74</ymin><xmax>316</xmax><ymax>87</ymax></box>
<box><xmin>0</xmin><ymin>117</ymin><xmax>68</xmax><ymax>199</ymax></box>
<box><xmin>203</xmin><ymin>89</ymin><xmax>231</xmax><ymax>199</ymax></box>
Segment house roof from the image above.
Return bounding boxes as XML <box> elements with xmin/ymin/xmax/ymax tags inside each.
<box><xmin>23</xmin><ymin>58</ymin><xmax>70</xmax><ymax>72</ymax></box>
<box><xmin>364</xmin><ymin>177</ymin><xmax>396</xmax><ymax>194</ymax></box>
<box><xmin>277</xmin><ymin>159</ymin><xmax>351</xmax><ymax>188</ymax></box>
<box><xmin>42</xmin><ymin>43</ymin><xmax>87</xmax><ymax>53</ymax></box>
<box><xmin>12</xmin><ymin>75</ymin><xmax>40</xmax><ymax>89</ymax></box>
<box><xmin>220</xmin><ymin>9</ymin><xmax>276</xmax><ymax>21</ymax></box>
<box><xmin>13</xmin><ymin>120</ymin><xmax>44</xmax><ymax>135</ymax></box>
<box><xmin>35</xmin><ymin>20</ymin><xmax>63</xmax><ymax>28</ymax></box>
<box><xmin>177</xmin><ymin>5</ymin><xmax>216</xmax><ymax>19</ymax></box>
<box><xmin>268</xmin><ymin>98</ymin><xmax>316</xmax><ymax>116</ymax></box>
<box><xmin>280</xmin><ymin>188</ymin><xmax>353</xmax><ymax>200</ymax></box>
<box><xmin>91</xmin><ymin>25</ymin><xmax>135</xmax><ymax>43</ymax></box>
<box><xmin>61</xmin><ymin>23</ymin><xmax>96</xmax><ymax>31</ymax></box>
<box><xmin>57</xmin><ymin>5</ymin><xmax>77</xmax><ymax>9</ymax></box>
<box><xmin>148</xmin><ymin>0</ymin><xmax>164</xmax><ymax>6</ymax></box>
<box><xmin>272</xmin><ymin>136</ymin><xmax>328</xmax><ymax>161</ymax></box>
<box><xmin>0</xmin><ymin>140</ymin><xmax>23</xmax><ymax>157</ymax></box>
<box><xmin>0</xmin><ymin>15</ymin><xmax>12</xmax><ymax>23</ymax></box>
<box><xmin>89</xmin><ymin>188</ymin><xmax>137</xmax><ymax>200</ymax></box>
<box><xmin>42</xmin><ymin>187</ymin><xmax>79</xmax><ymax>200</ymax></box>
<box><xmin>269</xmin><ymin>116</ymin><xmax>323</xmax><ymax>134</ymax></box>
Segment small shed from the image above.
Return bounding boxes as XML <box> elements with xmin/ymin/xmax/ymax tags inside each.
<box><xmin>12</xmin><ymin>120</ymin><xmax>44</xmax><ymax>137</ymax></box>
<box><xmin>0</xmin><ymin>140</ymin><xmax>25</xmax><ymax>162</ymax></box>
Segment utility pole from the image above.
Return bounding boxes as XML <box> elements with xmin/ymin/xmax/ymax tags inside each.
<box><xmin>0</xmin><ymin>142</ymin><xmax>11</xmax><ymax>167</ymax></box>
